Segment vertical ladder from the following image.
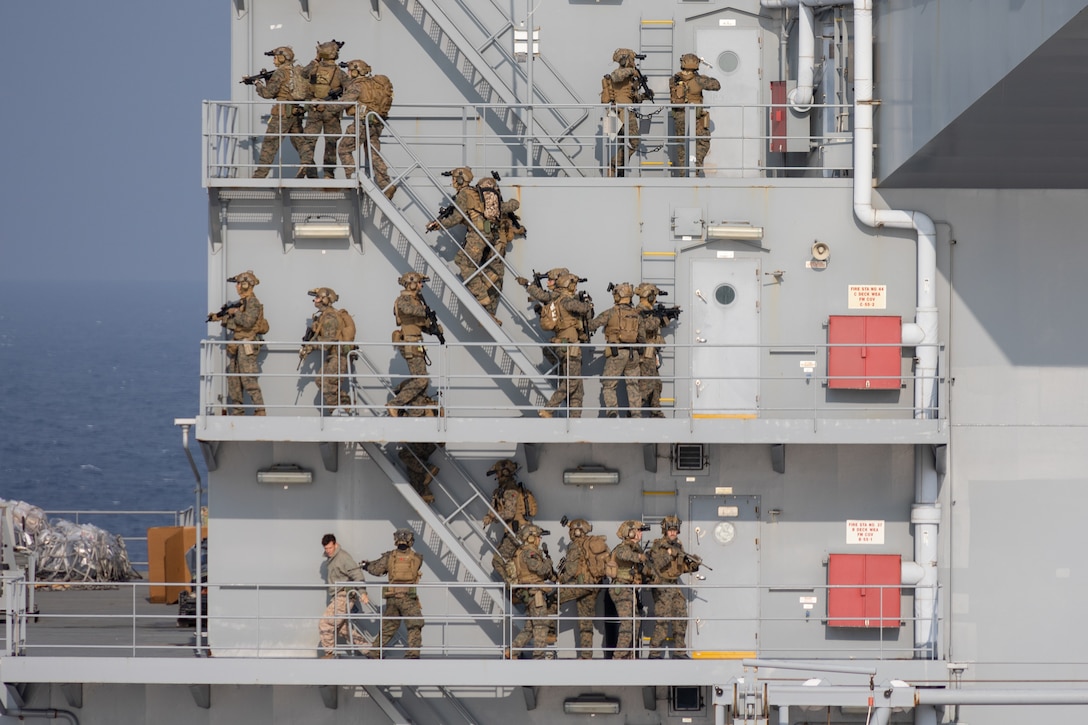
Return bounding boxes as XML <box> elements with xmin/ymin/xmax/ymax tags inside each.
<box><xmin>637</xmin><ymin>18</ymin><xmax>675</xmax><ymax>176</ymax></box>
<box><xmin>640</xmin><ymin>246</ymin><xmax>678</xmax><ymax>415</ymax></box>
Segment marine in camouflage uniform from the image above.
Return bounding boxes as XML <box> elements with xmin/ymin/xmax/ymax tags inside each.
<box><xmin>209</xmin><ymin>271</ymin><xmax>266</xmax><ymax>416</ymax></box>
<box><xmin>517</xmin><ymin>267</ymin><xmax>569</xmax><ymax>372</ymax></box>
<box><xmin>338</xmin><ymin>59</ymin><xmax>396</xmax><ymax>198</ymax></box>
<box><xmin>557</xmin><ymin>518</ymin><xmax>603</xmax><ymax>659</ymax></box>
<box><xmin>249</xmin><ymin>46</ymin><xmax>309</xmax><ymax>179</ymax></box>
<box><xmin>318</xmin><ymin>533</ymin><xmax>367</xmax><ymax>658</ymax></box>
<box><xmin>481</xmin><ymin>459</ymin><xmax>536</xmax><ymax>587</ymax></box>
<box><xmin>608</xmin><ymin>520</ymin><xmax>646</xmax><ymax>659</ymax></box>
<box><xmin>645</xmin><ymin>516</ymin><xmax>698</xmax><ymax>658</ymax></box>
<box><xmin>635</xmin><ymin>283</ymin><xmax>671</xmax><ymax>417</ymax></box>
<box><xmin>475</xmin><ymin>176</ymin><xmax>526</xmax><ymax>317</ymax></box>
<box><xmin>539</xmin><ymin>274</ymin><xmax>594</xmax><ymax>418</ymax></box>
<box><xmin>300</xmin><ymin>40</ymin><xmax>348</xmax><ymax>179</ymax></box>
<box><xmin>362</xmin><ymin>529</ymin><xmax>425</xmax><ymax>659</ymax></box>
<box><xmin>395</xmin><ymin>388</ymin><xmax>441</xmax><ymax>503</ymax></box>
<box><xmin>509</xmin><ymin>525</ymin><xmax>557</xmax><ymax>659</ymax></box>
<box><xmin>425</xmin><ymin>168</ymin><xmax>495</xmax><ymax>315</ymax></box>
<box><xmin>298</xmin><ymin>287</ymin><xmax>352</xmax><ymax>413</ymax></box>
<box><xmin>603</xmin><ymin>48</ymin><xmax>647</xmax><ymax>177</ymax></box>
<box><xmin>388</xmin><ymin>272</ymin><xmax>439</xmax><ymax>412</ymax></box>
<box><xmin>670</xmin><ymin>53</ymin><xmax>721</xmax><ymax>177</ymax></box>
<box><xmin>587</xmin><ymin>283</ymin><xmax>643</xmax><ymax>418</ymax></box>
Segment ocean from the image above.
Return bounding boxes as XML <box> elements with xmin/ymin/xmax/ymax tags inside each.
<box><xmin>0</xmin><ymin>279</ymin><xmax>208</xmax><ymax>551</ymax></box>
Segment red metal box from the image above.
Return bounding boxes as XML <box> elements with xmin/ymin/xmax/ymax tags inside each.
<box><xmin>827</xmin><ymin>315</ymin><xmax>902</xmax><ymax>389</ymax></box>
<box><xmin>827</xmin><ymin>553</ymin><xmax>901</xmax><ymax>628</ymax></box>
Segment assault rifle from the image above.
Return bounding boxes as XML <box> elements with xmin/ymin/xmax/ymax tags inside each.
<box><xmin>426</xmin><ymin>203</ymin><xmax>455</xmax><ymax>232</ymax></box>
<box><xmin>207</xmin><ymin>300</ymin><xmax>242</xmax><ymax>322</ymax></box>
<box><xmin>683</xmin><ymin>551</ymin><xmax>712</xmax><ymax>571</ymax></box>
<box><xmin>633</xmin><ymin>53</ymin><xmax>655</xmax><ymax>103</ymax></box>
<box><xmin>641</xmin><ymin>303</ymin><xmax>682</xmax><ymax>322</ymax></box>
<box><xmin>419</xmin><ymin>289</ymin><xmax>446</xmax><ymax>345</ymax></box>
<box><xmin>531</xmin><ymin>269</ymin><xmax>549</xmax><ymax>288</ymax></box>
<box><xmin>240</xmin><ymin>69</ymin><xmax>274</xmax><ymax>85</ymax></box>
<box><xmin>297</xmin><ymin>318</ymin><xmax>319</xmax><ymax>370</ymax></box>
<box><xmin>576</xmin><ymin>290</ymin><xmax>594</xmax><ymax>343</ymax></box>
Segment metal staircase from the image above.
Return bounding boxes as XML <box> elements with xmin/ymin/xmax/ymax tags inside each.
<box><xmin>384</xmin><ymin>0</ymin><xmax>589</xmax><ymax>175</ymax></box>
<box><xmin>359</xmin><ymin>113</ymin><xmax>555</xmax><ymax>406</ymax></box>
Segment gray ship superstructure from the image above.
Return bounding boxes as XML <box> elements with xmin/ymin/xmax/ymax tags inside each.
<box><xmin>4</xmin><ymin>1</ymin><xmax>1088</xmax><ymax>723</ymax></box>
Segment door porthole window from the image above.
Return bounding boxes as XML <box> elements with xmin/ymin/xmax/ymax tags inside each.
<box><xmin>714</xmin><ymin>284</ymin><xmax>737</xmax><ymax>306</ymax></box>
<box><xmin>718</xmin><ymin>50</ymin><xmax>740</xmax><ymax>74</ymax></box>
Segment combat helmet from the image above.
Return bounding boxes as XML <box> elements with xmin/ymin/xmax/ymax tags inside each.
<box><xmin>612</xmin><ymin>282</ymin><xmax>634</xmax><ymax>303</ymax></box>
<box><xmin>617</xmin><ymin>519</ymin><xmax>644</xmax><ymax>540</ymax></box>
<box><xmin>490</xmin><ymin>458</ymin><xmax>518</xmax><ymax>478</ymax></box>
<box><xmin>556</xmin><ymin>273</ymin><xmax>579</xmax><ymax>292</ymax></box>
<box><xmin>520</xmin><ymin>524</ymin><xmax>544</xmax><ymax>545</ymax></box>
<box><xmin>547</xmin><ymin>267</ymin><xmax>570</xmax><ymax>282</ymax></box>
<box><xmin>316</xmin><ymin>40</ymin><xmax>343</xmax><ymax>60</ymax></box>
<box><xmin>310</xmin><ymin>287</ymin><xmax>338</xmax><ymax>304</ymax></box>
<box><xmin>680</xmin><ymin>53</ymin><xmax>701</xmax><ymax>71</ymax></box>
<box><xmin>271</xmin><ymin>46</ymin><xmax>295</xmax><ymax>63</ymax></box>
<box><xmin>228</xmin><ymin>270</ymin><xmax>259</xmax><ymax>289</ymax></box>
<box><xmin>448</xmin><ymin>167</ymin><xmax>474</xmax><ymax>189</ymax></box>
<box><xmin>476</xmin><ymin>176</ymin><xmax>498</xmax><ymax>190</ymax></box>
<box><xmin>635</xmin><ymin>282</ymin><xmax>659</xmax><ymax>302</ymax></box>
<box><xmin>613</xmin><ymin>48</ymin><xmax>635</xmax><ymax>66</ymax></box>
<box><xmin>661</xmin><ymin>515</ymin><xmax>682</xmax><ymax>534</ymax></box>
<box><xmin>567</xmin><ymin>518</ymin><xmax>592</xmax><ymax>537</ymax></box>
<box><xmin>346</xmin><ymin>59</ymin><xmax>371</xmax><ymax>77</ymax></box>
<box><xmin>398</xmin><ymin>271</ymin><xmax>427</xmax><ymax>289</ymax></box>
<box><xmin>393</xmin><ymin>528</ymin><xmax>414</xmax><ymax>547</ymax></box>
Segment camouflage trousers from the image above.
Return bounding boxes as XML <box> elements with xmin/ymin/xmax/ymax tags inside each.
<box><xmin>338</xmin><ymin>119</ymin><xmax>391</xmax><ymax>190</ymax></box>
<box><xmin>544</xmin><ymin>344</ymin><xmax>583</xmax><ymax>416</ymax></box>
<box><xmin>608</xmin><ymin>583</ymin><xmax>639</xmax><ymax>659</ymax></box>
<box><xmin>608</xmin><ymin>107</ymin><xmax>641</xmax><ymax>176</ymax></box>
<box><xmin>318</xmin><ymin>590</ymin><xmax>360</xmax><ymax>654</ymax></box>
<box><xmin>672</xmin><ymin>107</ymin><xmax>712</xmax><ymax>176</ymax></box>
<box><xmin>511</xmin><ymin>588</ymin><xmax>555</xmax><ymax>659</ymax></box>
<box><xmin>301</xmin><ymin>106</ymin><xmax>344</xmax><ymax>178</ymax></box>
<box><xmin>398</xmin><ymin>441</ymin><xmax>438</xmax><ymax>498</ymax></box>
<box><xmin>559</xmin><ymin>586</ymin><xmax>599</xmax><ymax>658</ymax></box>
<box><xmin>639</xmin><ymin>351</ymin><xmax>663</xmax><ymax>417</ymax></box>
<box><xmin>389</xmin><ymin>345</ymin><xmax>430</xmax><ymax>407</ymax></box>
<box><xmin>601</xmin><ymin>348</ymin><xmax>642</xmax><ymax>417</ymax></box>
<box><xmin>320</xmin><ymin>351</ymin><xmax>352</xmax><ymax>410</ymax></box>
<box><xmin>480</xmin><ymin>242</ymin><xmax>506</xmax><ymax>315</ymax></box>
<box><xmin>254</xmin><ymin>106</ymin><xmax>306</xmax><ymax>178</ymax></box>
<box><xmin>454</xmin><ymin>233</ymin><xmax>491</xmax><ymax>303</ymax></box>
<box><xmin>227</xmin><ymin>344</ymin><xmax>264</xmax><ymax>415</ymax></box>
<box><xmin>375</xmin><ymin>593</ymin><xmax>423</xmax><ymax>658</ymax></box>
<box><xmin>648</xmin><ymin>585</ymin><xmax>688</xmax><ymax>655</ymax></box>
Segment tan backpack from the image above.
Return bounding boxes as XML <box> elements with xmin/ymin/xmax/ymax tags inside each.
<box><xmin>607</xmin><ymin>305</ymin><xmax>641</xmax><ymax>343</ymax></box>
<box><xmin>359</xmin><ymin>75</ymin><xmax>394</xmax><ymax>118</ymax></box>
<box><xmin>335</xmin><ymin>308</ymin><xmax>356</xmax><ymax>343</ymax></box>
<box><xmin>311</xmin><ymin>60</ymin><xmax>342</xmax><ymax>100</ymax></box>
<box><xmin>540</xmin><ymin>300</ymin><xmax>560</xmax><ymax>331</ymax></box>
<box><xmin>583</xmin><ymin>535</ymin><xmax>611</xmax><ymax>580</ymax></box>
<box><xmin>286</xmin><ymin>64</ymin><xmax>312</xmax><ymax>102</ymax></box>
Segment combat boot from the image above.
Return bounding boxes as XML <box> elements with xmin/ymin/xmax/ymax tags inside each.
<box><xmin>538</xmin><ymin>409</ymin><xmax>553</xmax><ymax>419</ymax></box>
<box><xmin>423</xmin><ymin>465</ymin><xmax>440</xmax><ymax>486</ymax></box>
<box><xmin>386</xmin><ymin>402</ymin><xmax>401</xmax><ymax>417</ymax></box>
<box><xmin>383</xmin><ymin>184</ymin><xmax>398</xmax><ymax>201</ymax></box>
<box><xmin>254</xmin><ymin>409</ymin><xmax>266</xmax><ymax>416</ymax></box>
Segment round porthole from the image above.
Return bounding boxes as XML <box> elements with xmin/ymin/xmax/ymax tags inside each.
<box><xmin>714</xmin><ymin>284</ymin><xmax>737</xmax><ymax>306</ymax></box>
<box><xmin>718</xmin><ymin>50</ymin><xmax>740</xmax><ymax>74</ymax></box>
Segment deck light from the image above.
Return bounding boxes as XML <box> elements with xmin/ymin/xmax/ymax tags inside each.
<box><xmin>705</xmin><ymin>224</ymin><xmax>763</xmax><ymax>241</ymax></box>
<box><xmin>563</xmin><ymin>694</ymin><xmax>620</xmax><ymax>715</ymax></box>
<box><xmin>293</xmin><ymin>219</ymin><xmax>351</xmax><ymax>239</ymax></box>
<box><xmin>256</xmin><ymin>464</ymin><xmax>313</xmax><ymax>485</ymax></box>
<box><xmin>562</xmin><ymin>467</ymin><xmax>620</xmax><ymax>486</ymax></box>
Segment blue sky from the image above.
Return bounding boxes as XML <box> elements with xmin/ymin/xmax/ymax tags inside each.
<box><xmin>0</xmin><ymin>1</ymin><xmax>227</xmax><ymax>282</ymax></box>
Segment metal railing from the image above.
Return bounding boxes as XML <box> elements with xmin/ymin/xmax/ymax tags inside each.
<box><xmin>3</xmin><ymin>575</ymin><xmax>937</xmax><ymax>661</ymax></box>
<box><xmin>200</xmin><ymin>338</ymin><xmax>946</xmax><ymax>423</ymax></box>
<box><xmin>203</xmin><ymin>100</ymin><xmax>852</xmax><ymax>182</ymax></box>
